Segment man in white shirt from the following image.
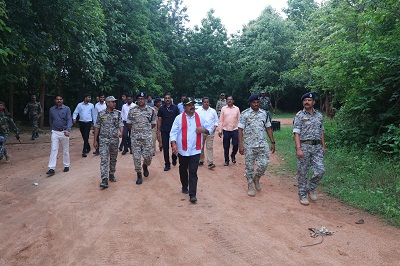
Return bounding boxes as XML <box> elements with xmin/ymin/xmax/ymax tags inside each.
<box><xmin>197</xmin><ymin>97</ymin><xmax>218</xmax><ymax>169</ymax></box>
<box><xmin>93</xmin><ymin>93</ymin><xmax>107</xmax><ymax>155</ymax></box>
<box><xmin>170</xmin><ymin>98</ymin><xmax>214</xmax><ymax>203</ymax></box>
<box><xmin>73</xmin><ymin>93</ymin><xmax>97</xmax><ymax>157</ymax></box>
<box><xmin>121</xmin><ymin>94</ymin><xmax>136</xmax><ymax>155</ymax></box>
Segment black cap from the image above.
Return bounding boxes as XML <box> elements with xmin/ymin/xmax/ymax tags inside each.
<box><xmin>301</xmin><ymin>92</ymin><xmax>316</xmax><ymax>101</ymax></box>
<box><xmin>183</xmin><ymin>97</ymin><xmax>194</xmax><ymax>106</ymax></box>
<box><xmin>136</xmin><ymin>92</ymin><xmax>146</xmax><ymax>99</ymax></box>
<box><xmin>248</xmin><ymin>94</ymin><xmax>260</xmax><ymax>103</ymax></box>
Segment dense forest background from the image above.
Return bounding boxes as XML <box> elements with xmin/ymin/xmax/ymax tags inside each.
<box><xmin>0</xmin><ymin>0</ymin><xmax>399</xmax><ymax>156</ymax></box>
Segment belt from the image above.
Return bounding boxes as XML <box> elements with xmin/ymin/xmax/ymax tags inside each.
<box><xmin>300</xmin><ymin>140</ymin><xmax>321</xmax><ymax>145</ymax></box>
<box><xmin>54</xmin><ymin>129</ymin><xmax>65</xmax><ymax>132</ymax></box>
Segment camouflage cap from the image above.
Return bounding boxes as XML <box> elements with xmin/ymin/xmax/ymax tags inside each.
<box><xmin>105</xmin><ymin>96</ymin><xmax>117</xmax><ymax>102</ymax></box>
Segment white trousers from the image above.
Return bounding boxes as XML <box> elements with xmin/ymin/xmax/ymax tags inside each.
<box><xmin>48</xmin><ymin>130</ymin><xmax>70</xmax><ymax>169</ymax></box>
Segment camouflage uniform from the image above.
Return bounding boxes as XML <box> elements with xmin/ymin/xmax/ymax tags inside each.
<box><xmin>259</xmin><ymin>96</ymin><xmax>271</xmax><ymax>111</ymax></box>
<box><xmin>0</xmin><ymin>110</ymin><xmax>19</xmax><ymax>160</ymax></box>
<box><xmin>24</xmin><ymin>101</ymin><xmax>42</xmax><ymax>136</ymax></box>
<box><xmin>127</xmin><ymin>105</ymin><xmax>157</xmax><ymax>173</ymax></box>
<box><xmin>293</xmin><ymin>108</ymin><xmax>325</xmax><ymax>198</ymax></box>
<box><xmin>238</xmin><ymin>108</ymin><xmax>271</xmax><ymax>184</ymax></box>
<box><xmin>95</xmin><ymin>109</ymin><xmax>123</xmax><ymax>180</ymax></box>
<box><xmin>216</xmin><ymin>99</ymin><xmax>226</xmax><ymax>117</ymax></box>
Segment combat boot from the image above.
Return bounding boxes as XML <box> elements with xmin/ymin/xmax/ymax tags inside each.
<box><xmin>247</xmin><ymin>183</ymin><xmax>256</xmax><ymax>197</ymax></box>
<box><xmin>100</xmin><ymin>178</ymin><xmax>109</xmax><ymax>188</ymax></box>
<box><xmin>143</xmin><ymin>164</ymin><xmax>149</xmax><ymax>177</ymax></box>
<box><xmin>254</xmin><ymin>176</ymin><xmax>262</xmax><ymax>191</ymax></box>
<box><xmin>109</xmin><ymin>174</ymin><xmax>117</xmax><ymax>182</ymax></box>
<box><xmin>31</xmin><ymin>134</ymin><xmax>35</xmax><ymax>140</ymax></box>
<box><xmin>308</xmin><ymin>190</ymin><xmax>317</xmax><ymax>201</ymax></box>
<box><xmin>300</xmin><ymin>196</ymin><xmax>309</xmax><ymax>206</ymax></box>
<box><xmin>35</xmin><ymin>132</ymin><xmax>39</xmax><ymax>138</ymax></box>
<box><xmin>136</xmin><ymin>172</ymin><xmax>143</xmax><ymax>185</ymax></box>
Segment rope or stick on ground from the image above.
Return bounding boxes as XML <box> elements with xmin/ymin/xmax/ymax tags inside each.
<box><xmin>302</xmin><ymin>226</ymin><xmax>334</xmax><ymax>248</ymax></box>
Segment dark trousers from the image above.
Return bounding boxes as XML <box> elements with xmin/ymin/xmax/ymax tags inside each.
<box><xmin>161</xmin><ymin>131</ymin><xmax>177</xmax><ymax>166</ymax></box>
<box><xmin>223</xmin><ymin>129</ymin><xmax>238</xmax><ymax>163</ymax></box>
<box><xmin>178</xmin><ymin>153</ymin><xmax>200</xmax><ymax>197</ymax></box>
<box><xmin>79</xmin><ymin>121</ymin><xmax>92</xmax><ymax>154</ymax></box>
<box><xmin>121</xmin><ymin>121</ymin><xmax>131</xmax><ymax>152</ymax></box>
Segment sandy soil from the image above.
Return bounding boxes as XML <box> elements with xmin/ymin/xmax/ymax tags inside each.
<box><xmin>1</xmin><ymin>118</ymin><xmax>399</xmax><ymax>265</ymax></box>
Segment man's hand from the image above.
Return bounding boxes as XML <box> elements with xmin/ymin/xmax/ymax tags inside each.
<box><xmin>239</xmin><ymin>145</ymin><xmax>244</xmax><ymax>155</ymax></box>
<box><xmin>296</xmin><ymin>147</ymin><xmax>304</xmax><ymax>158</ymax></box>
<box><xmin>270</xmin><ymin>143</ymin><xmax>275</xmax><ymax>154</ymax></box>
<box><xmin>218</xmin><ymin>131</ymin><xmax>222</xmax><ymax>138</ymax></box>
<box><xmin>93</xmin><ymin>141</ymin><xmax>98</xmax><ymax>150</ymax></box>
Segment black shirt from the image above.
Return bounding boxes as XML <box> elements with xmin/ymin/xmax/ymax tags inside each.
<box><xmin>157</xmin><ymin>104</ymin><xmax>179</xmax><ymax>132</ymax></box>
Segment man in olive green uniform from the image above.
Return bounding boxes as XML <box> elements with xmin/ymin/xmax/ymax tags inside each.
<box><xmin>127</xmin><ymin>92</ymin><xmax>157</xmax><ymax>185</ymax></box>
<box><xmin>24</xmin><ymin>95</ymin><xmax>42</xmax><ymax>140</ymax></box>
<box><xmin>94</xmin><ymin>96</ymin><xmax>123</xmax><ymax>189</ymax></box>
<box><xmin>0</xmin><ymin>101</ymin><xmax>20</xmax><ymax>162</ymax></box>
<box><xmin>238</xmin><ymin>94</ymin><xmax>275</xmax><ymax>197</ymax></box>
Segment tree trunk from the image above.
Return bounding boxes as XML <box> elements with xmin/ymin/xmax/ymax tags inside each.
<box><xmin>8</xmin><ymin>83</ymin><xmax>14</xmax><ymax>117</ymax></box>
<box><xmin>39</xmin><ymin>70</ymin><xmax>46</xmax><ymax>128</ymax></box>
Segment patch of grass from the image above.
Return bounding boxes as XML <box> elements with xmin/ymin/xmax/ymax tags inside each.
<box><xmin>275</xmin><ymin>123</ymin><xmax>400</xmax><ymax>226</ymax></box>
<box><xmin>271</xmin><ymin>126</ymin><xmax>297</xmax><ymax>178</ymax></box>
<box><xmin>272</xmin><ymin>112</ymin><xmax>297</xmax><ymax>119</ymax></box>
<box><xmin>322</xmin><ymin>148</ymin><xmax>400</xmax><ymax>226</ymax></box>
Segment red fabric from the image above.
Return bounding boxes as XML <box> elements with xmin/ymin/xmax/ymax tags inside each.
<box><xmin>182</xmin><ymin>112</ymin><xmax>202</xmax><ymax>151</ymax></box>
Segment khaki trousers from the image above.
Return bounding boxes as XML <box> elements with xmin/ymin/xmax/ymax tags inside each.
<box><xmin>200</xmin><ymin>132</ymin><xmax>215</xmax><ymax>164</ymax></box>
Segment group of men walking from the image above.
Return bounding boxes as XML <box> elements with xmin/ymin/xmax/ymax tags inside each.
<box><xmin>1</xmin><ymin>90</ymin><xmax>325</xmax><ymax>206</ymax></box>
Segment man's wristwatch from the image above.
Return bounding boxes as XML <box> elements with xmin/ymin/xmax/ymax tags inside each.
<box><xmin>271</xmin><ymin>141</ymin><xmax>276</xmax><ymax>144</ymax></box>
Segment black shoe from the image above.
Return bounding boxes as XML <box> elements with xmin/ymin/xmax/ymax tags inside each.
<box><xmin>130</xmin><ymin>150</ymin><xmax>132</xmax><ymax>154</ymax></box>
<box><xmin>172</xmin><ymin>159</ymin><xmax>177</xmax><ymax>166</ymax></box>
<box><xmin>82</xmin><ymin>153</ymin><xmax>87</xmax><ymax>157</ymax></box>
<box><xmin>189</xmin><ymin>195</ymin><xmax>197</xmax><ymax>203</ymax></box>
<box><xmin>164</xmin><ymin>165</ymin><xmax>171</xmax><ymax>171</ymax></box>
<box><xmin>46</xmin><ymin>169</ymin><xmax>55</xmax><ymax>176</ymax></box>
<box><xmin>100</xmin><ymin>179</ymin><xmax>109</xmax><ymax>188</ymax></box>
<box><xmin>122</xmin><ymin>150</ymin><xmax>127</xmax><ymax>155</ymax></box>
<box><xmin>31</xmin><ymin>134</ymin><xmax>35</xmax><ymax>140</ymax></box>
<box><xmin>143</xmin><ymin>164</ymin><xmax>149</xmax><ymax>177</ymax></box>
<box><xmin>118</xmin><ymin>146</ymin><xmax>123</xmax><ymax>151</ymax></box>
<box><xmin>136</xmin><ymin>173</ymin><xmax>143</xmax><ymax>185</ymax></box>
<box><xmin>63</xmin><ymin>167</ymin><xmax>69</xmax><ymax>172</ymax></box>
<box><xmin>198</xmin><ymin>161</ymin><xmax>204</xmax><ymax>166</ymax></box>
<box><xmin>31</xmin><ymin>137</ymin><xmax>35</xmax><ymax>140</ymax></box>
<box><xmin>224</xmin><ymin>161</ymin><xmax>229</xmax><ymax>166</ymax></box>
<box><xmin>231</xmin><ymin>155</ymin><xmax>236</xmax><ymax>164</ymax></box>
<box><xmin>182</xmin><ymin>187</ymin><xmax>189</xmax><ymax>194</ymax></box>
<box><xmin>109</xmin><ymin>175</ymin><xmax>117</xmax><ymax>182</ymax></box>
<box><xmin>93</xmin><ymin>149</ymin><xmax>99</xmax><ymax>155</ymax></box>
<box><xmin>35</xmin><ymin>132</ymin><xmax>39</xmax><ymax>138</ymax></box>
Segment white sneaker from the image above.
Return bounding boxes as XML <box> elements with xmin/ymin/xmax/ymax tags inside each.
<box><xmin>300</xmin><ymin>196</ymin><xmax>309</xmax><ymax>206</ymax></box>
<box><xmin>247</xmin><ymin>183</ymin><xmax>256</xmax><ymax>197</ymax></box>
<box><xmin>4</xmin><ymin>154</ymin><xmax>11</xmax><ymax>163</ymax></box>
<box><xmin>254</xmin><ymin>176</ymin><xmax>262</xmax><ymax>191</ymax></box>
<box><xmin>308</xmin><ymin>190</ymin><xmax>317</xmax><ymax>201</ymax></box>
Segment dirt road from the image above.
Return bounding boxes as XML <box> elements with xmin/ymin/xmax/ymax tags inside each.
<box><xmin>1</xmin><ymin>118</ymin><xmax>399</xmax><ymax>265</ymax></box>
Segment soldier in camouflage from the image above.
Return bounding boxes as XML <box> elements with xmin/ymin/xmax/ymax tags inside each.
<box><xmin>238</xmin><ymin>94</ymin><xmax>275</xmax><ymax>197</ymax></box>
<box><xmin>24</xmin><ymin>95</ymin><xmax>42</xmax><ymax>140</ymax></box>
<box><xmin>0</xmin><ymin>101</ymin><xmax>20</xmax><ymax>162</ymax></box>
<box><xmin>127</xmin><ymin>92</ymin><xmax>157</xmax><ymax>185</ymax></box>
<box><xmin>93</xmin><ymin>96</ymin><xmax>123</xmax><ymax>189</ymax></box>
<box><xmin>293</xmin><ymin>92</ymin><xmax>326</xmax><ymax>206</ymax></box>
<box><xmin>215</xmin><ymin>93</ymin><xmax>227</xmax><ymax>117</ymax></box>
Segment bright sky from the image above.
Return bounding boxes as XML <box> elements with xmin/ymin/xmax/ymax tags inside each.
<box><xmin>183</xmin><ymin>0</ymin><xmax>289</xmax><ymax>34</ymax></box>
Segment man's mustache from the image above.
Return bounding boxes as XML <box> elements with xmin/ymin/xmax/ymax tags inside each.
<box><xmin>190</xmin><ymin>107</ymin><xmax>195</xmax><ymax>111</ymax></box>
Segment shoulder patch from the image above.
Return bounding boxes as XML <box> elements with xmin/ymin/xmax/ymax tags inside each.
<box><xmin>296</xmin><ymin>110</ymin><xmax>302</xmax><ymax>116</ymax></box>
